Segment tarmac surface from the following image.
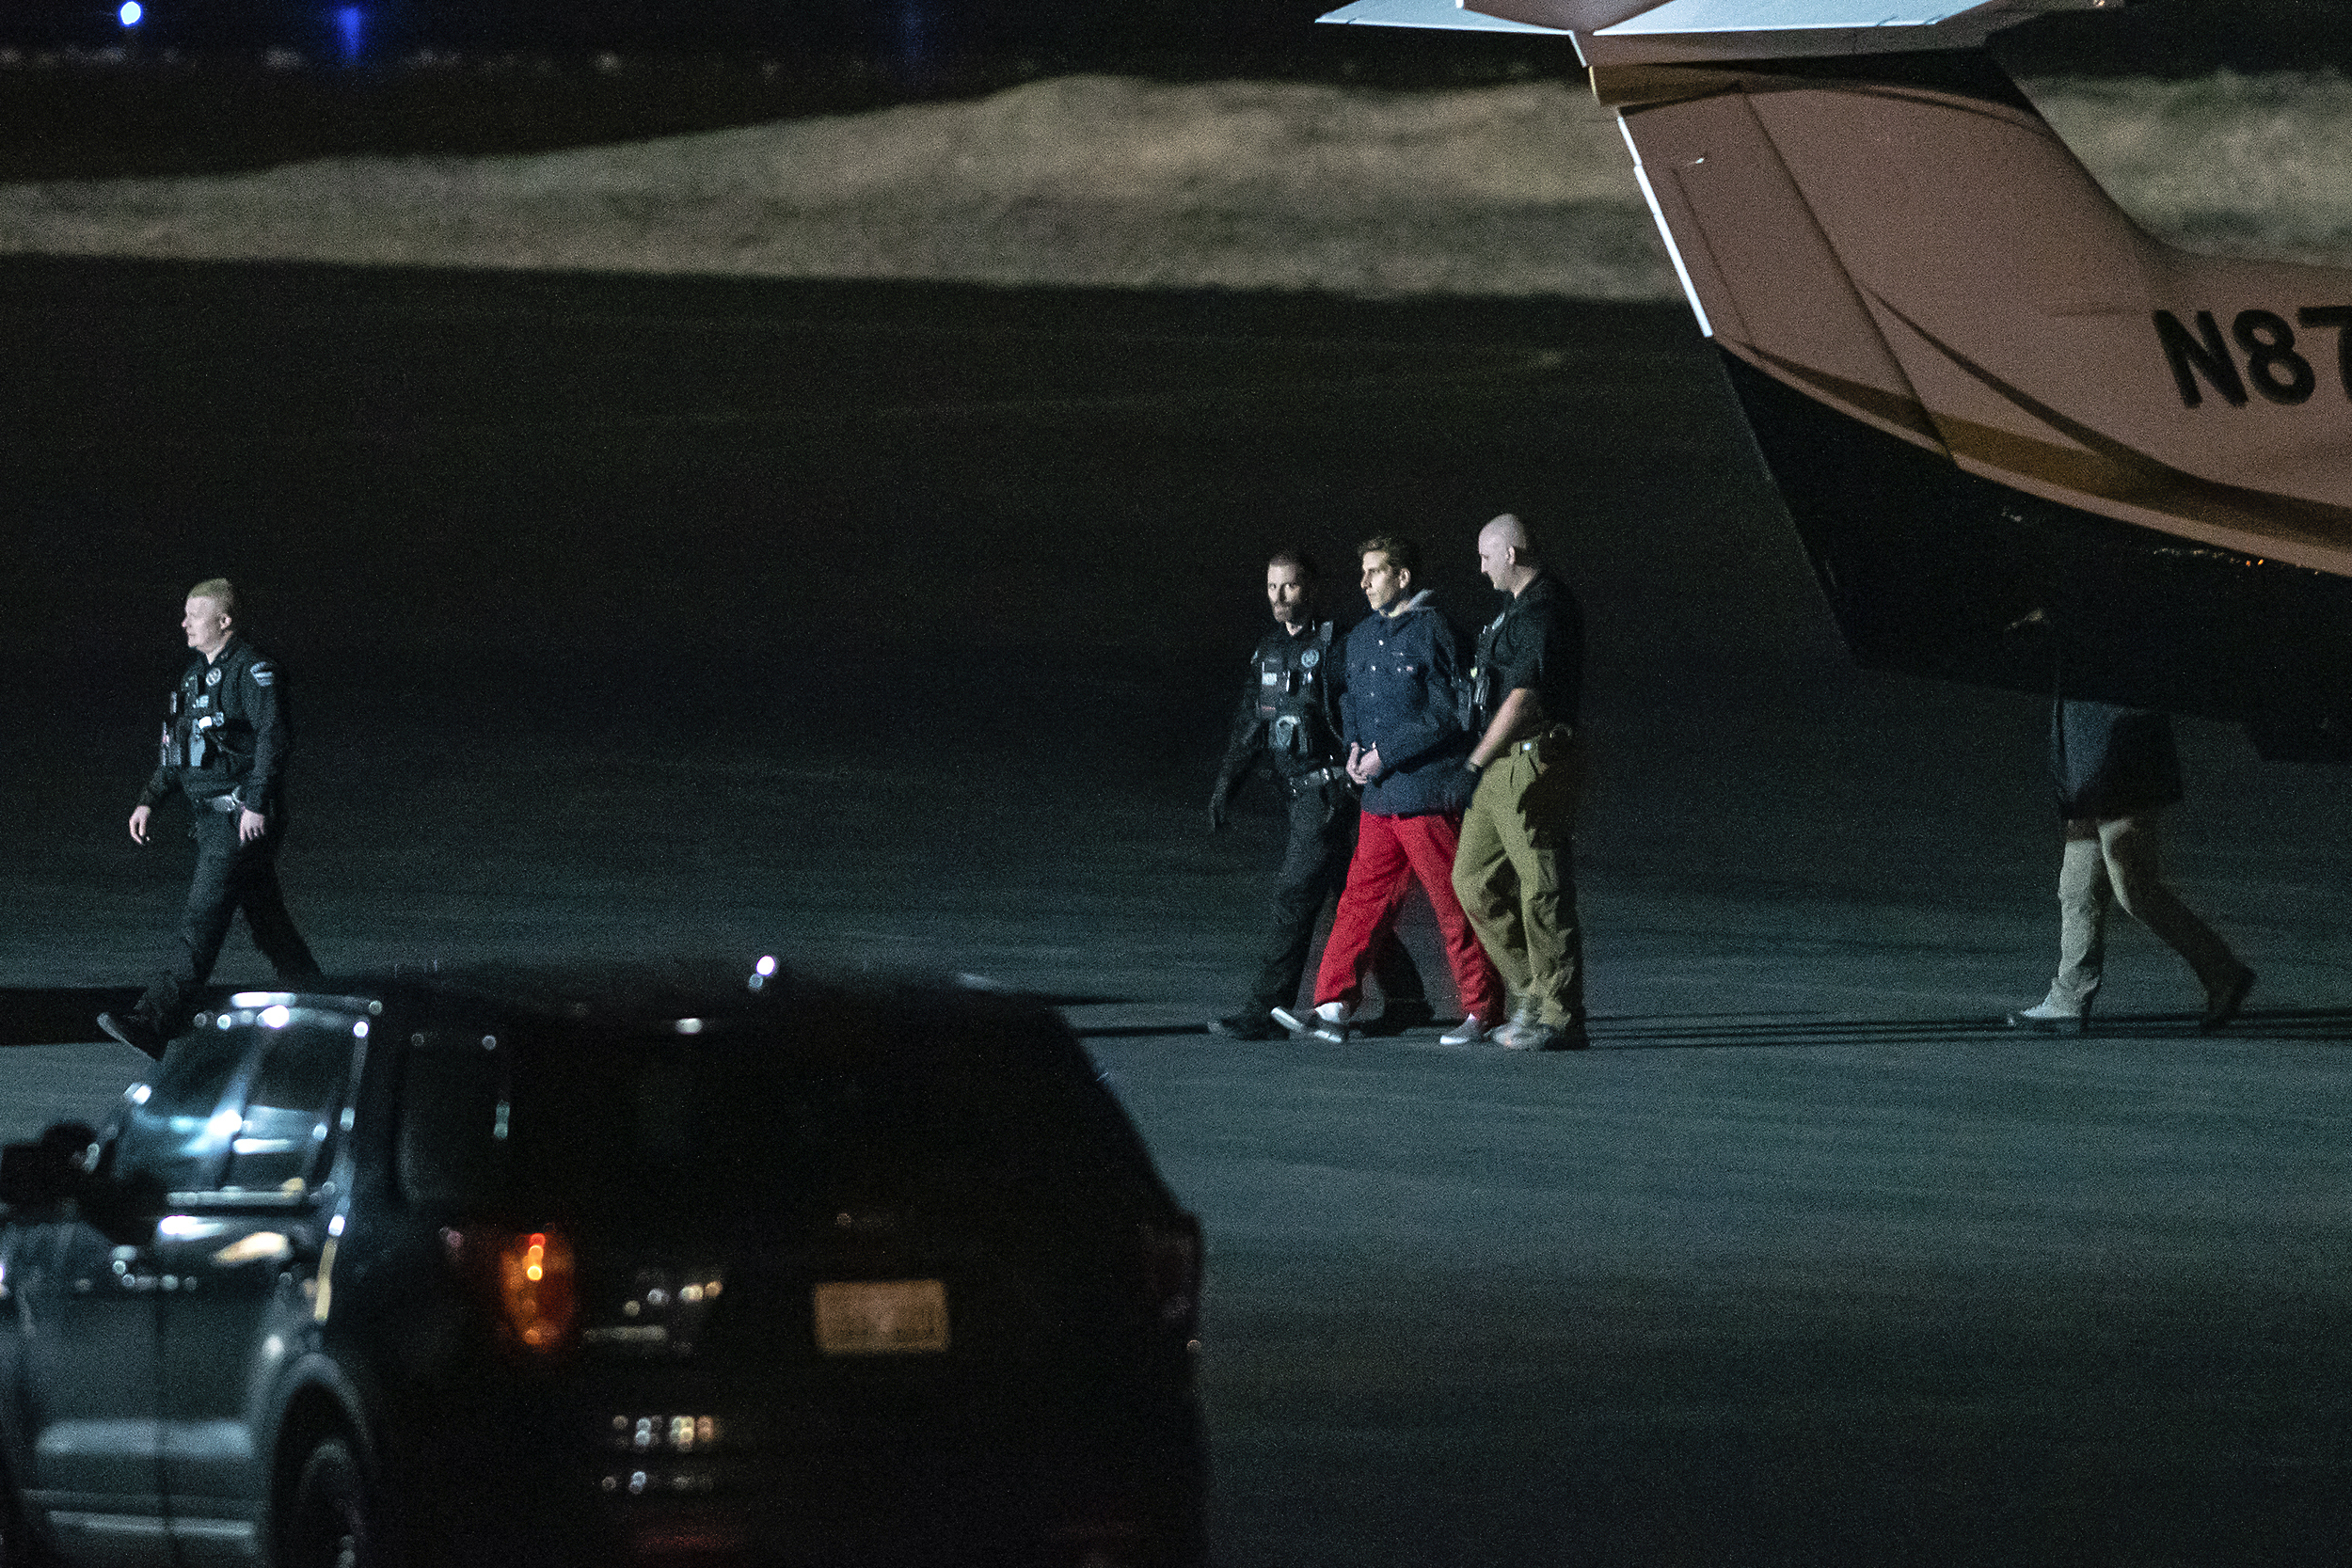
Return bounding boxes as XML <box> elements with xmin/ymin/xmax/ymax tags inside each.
<box><xmin>6</xmin><ymin>257</ymin><xmax>2352</xmax><ymax>1563</ymax></box>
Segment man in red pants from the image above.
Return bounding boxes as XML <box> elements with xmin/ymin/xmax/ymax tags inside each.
<box><xmin>1275</xmin><ymin>536</ymin><xmax>1505</xmax><ymax>1044</ymax></box>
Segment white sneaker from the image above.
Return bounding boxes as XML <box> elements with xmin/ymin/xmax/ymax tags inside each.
<box><xmin>2005</xmin><ymin>997</ymin><xmax>2089</xmax><ymax>1036</ymax></box>
<box><xmin>1488</xmin><ymin>1002</ymin><xmax>1539</xmax><ymax>1049</ymax></box>
<box><xmin>1438</xmin><ymin>1013</ymin><xmax>1491</xmax><ymax>1045</ymax></box>
<box><xmin>1272</xmin><ymin>1003</ymin><xmax>1354</xmax><ymax>1043</ymax></box>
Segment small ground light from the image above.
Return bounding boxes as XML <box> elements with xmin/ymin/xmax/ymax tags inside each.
<box><xmin>119</xmin><ymin>2</ymin><xmax>143</xmax><ymax>24</ymax></box>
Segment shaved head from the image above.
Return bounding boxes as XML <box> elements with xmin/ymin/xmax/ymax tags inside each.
<box><xmin>1479</xmin><ymin>513</ymin><xmax>1534</xmax><ymax>558</ymax></box>
<box><xmin>1476</xmin><ymin>512</ymin><xmax>1543</xmax><ymax>594</ymax></box>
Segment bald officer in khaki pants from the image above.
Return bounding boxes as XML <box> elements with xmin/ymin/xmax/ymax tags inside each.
<box><xmin>1453</xmin><ymin>514</ymin><xmax>1590</xmax><ymax>1052</ymax></box>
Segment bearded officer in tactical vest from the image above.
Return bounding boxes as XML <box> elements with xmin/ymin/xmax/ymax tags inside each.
<box><xmin>99</xmin><ymin>578</ymin><xmax>325</xmax><ymax>1059</ymax></box>
<box><xmin>1207</xmin><ymin>547</ymin><xmax>1429</xmax><ymax>1039</ymax></box>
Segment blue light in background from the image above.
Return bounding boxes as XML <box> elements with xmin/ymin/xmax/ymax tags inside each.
<box><xmin>333</xmin><ymin>5</ymin><xmax>364</xmax><ymax>62</ymax></box>
<box><xmin>119</xmin><ymin>1</ymin><xmax>143</xmax><ymax>25</ymax></box>
<box><xmin>896</xmin><ymin>0</ymin><xmax>930</xmax><ymax>68</ymax></box>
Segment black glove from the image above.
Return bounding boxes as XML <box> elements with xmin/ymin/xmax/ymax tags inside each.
<box><xmin>1208</xmin><ymin>778</ymin><xmax>1232</xmax><ymax>832</ymax></box>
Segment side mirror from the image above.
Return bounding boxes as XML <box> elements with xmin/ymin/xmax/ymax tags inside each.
<box><xmin>0</xmin><ymin>1121</ymin><xmax>101</xmax><ymax>1212</ymax></box>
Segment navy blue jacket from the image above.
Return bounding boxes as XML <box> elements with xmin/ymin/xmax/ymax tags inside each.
<box><xmin>1341</xmin><ymin>592</ymin><xmax>1476</xmax><ymax>817</ymax></box>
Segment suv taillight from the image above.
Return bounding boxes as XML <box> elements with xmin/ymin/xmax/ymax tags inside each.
<box><xmin>492</xmin><ymin>1228</ymin><xmax>578</xmax><ymax>1351</ymax></box>
<box><xmin>1140</xmin><ymin>1215</ymin><xmax>1202</xmax><ymax>1340</ymax></box>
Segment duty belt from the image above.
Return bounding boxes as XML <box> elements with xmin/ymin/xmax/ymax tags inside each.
<box><xmin>201</xmin><ymin>792</ymin><xmax>244</xmax><ymax>813</ymax></box>
<box><xmin>1508</xmin><ymin>724</ymin><xmax>1575</xmax><ymax>756</ymax></box>
<box><xmin>1290</xmin><ymin>764</ymin><xmax>1353</xmax><ymax>791</ymax></box>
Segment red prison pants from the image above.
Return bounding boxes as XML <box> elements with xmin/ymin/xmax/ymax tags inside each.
<box><xmin>1315</xmin><ymin>810</ymin><xmax>1505</xmax><ymax>1023</ymax></box>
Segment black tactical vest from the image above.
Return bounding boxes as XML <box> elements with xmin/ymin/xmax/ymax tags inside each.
<box><xmin>165</xmin><ymin>662</ymin><xmax>221</xmax><ymax>770</ymax></box>
<box><xmin>160</xmin><ymin>657</ymin><xmax>251</xmax><ymax>780</ymax></box>
<box><xmin>1470</xmin><ymin>610</ymin><xmax>1505</xmax><ymax>731</ymax></box>
<box><xmin>1253</xmin><ymin>621</ymin><xmax>1340</xmax><ymax>770</ymax></box>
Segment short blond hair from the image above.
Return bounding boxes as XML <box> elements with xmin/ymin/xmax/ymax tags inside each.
<box><xmin>187</xmin><ymin>578</ymin><xmax>237</xmax><ymax>619</ymax></box>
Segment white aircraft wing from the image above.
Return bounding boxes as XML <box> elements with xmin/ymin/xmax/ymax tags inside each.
<box><xmin>1317</xmin><ymin>0</ymin><xmax>2109</xmax><ymax>60</ymax></box>
<box><xmin>1313</xmin><ymin>0</ymin><xmax>1570</xmax><ymax>34</ymax></box>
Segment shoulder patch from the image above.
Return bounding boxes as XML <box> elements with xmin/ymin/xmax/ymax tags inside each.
<box><xmin>250</xmin><ymin>662</ymin><xmax>276</xmax><ymax>687</ymax></box>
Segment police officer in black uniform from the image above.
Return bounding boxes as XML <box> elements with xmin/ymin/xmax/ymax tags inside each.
<box><xmin>1207</xmin><ymin>548</ymin><xmax>1428</xmax><ymax>1039</ymax></box>
<box><xmin>99</xmin><ymin>578</ymin><xmax>324</xmax><ymax>1059</ymax></box>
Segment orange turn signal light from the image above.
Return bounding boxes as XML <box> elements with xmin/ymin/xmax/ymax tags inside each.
<box><xmin>496</xmin><ymin>1228</ymin><xmax>578</xmax><ymax>1351</ymax></box>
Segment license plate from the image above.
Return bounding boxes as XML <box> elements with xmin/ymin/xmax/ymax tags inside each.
<box><xmin>812</xmin><ymin>1279</ymin><xmax>949</xmax><ymax>1355</ymax></box>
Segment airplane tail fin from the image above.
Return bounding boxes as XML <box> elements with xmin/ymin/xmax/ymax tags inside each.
<box><xmin>1599</xmin><ymin>42</ymin><xmax>2352</xmax><ymax>749</ymax></box>
<box><xmin>1316</xmin><ymin>0</ymin><xmax>2352</xmax><ymax>751</ymax></box>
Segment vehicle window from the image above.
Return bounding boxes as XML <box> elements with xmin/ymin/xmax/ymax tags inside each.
<box><xmin>113</xmin><ymin>1025</ymin><xmax>254</xmax><ymax>1193</ymax></box>
<box><xmin>397</xmin><ymin>1042</ymin><xmax>508</xmax><ymax>1207</ymax></box>
<box><xmin>396</xmin><ymin>1007</ymin><xmax>1154</xmax><ymax>1218</ymax></box>
<box><xmin>220</xmin><ymin>1020</ymin><xmax>361</xmax><ymax>1195</ymax></box>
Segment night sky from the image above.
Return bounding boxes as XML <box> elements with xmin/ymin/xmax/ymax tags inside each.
<box><xmin>3</xmin><ymin>0</ymin><xmax>2348</xmax><ymax>72</ymax></box>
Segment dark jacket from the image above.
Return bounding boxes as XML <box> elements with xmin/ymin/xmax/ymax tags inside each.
<box><xmin>2051</xmin><ymin>699</ymin><xmax>2183</xmax><ymax>820</ymax></box>
<box><xmin>1342</xmin><ymin>591</ymin><xmax>1475</xmax><ymax>817</ymax></box>
<box><xmin>140</xmin><ymin>636</ymin><xmax>294</xmax><ymax>820</ymax></box>
<box><xmin>1216</xmin><ymin>619</ymin><xmax>1349</xmax><ymax>795</ymax></box>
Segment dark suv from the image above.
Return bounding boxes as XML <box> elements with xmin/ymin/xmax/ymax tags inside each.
<box><xmin>0</xmin><ymin>966</ymin><xmax>1206</xmax><ymax>1567</ymax></box>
